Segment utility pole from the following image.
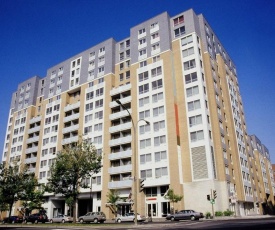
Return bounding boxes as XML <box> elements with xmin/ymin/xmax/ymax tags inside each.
<box><xmin>211</xmin><ymin>189</ymin><xmax>214</xmax><ymax>219</ymax></box>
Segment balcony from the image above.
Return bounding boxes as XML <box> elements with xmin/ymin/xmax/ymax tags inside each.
<box><xmin>108</xmin><ymin>179</ymin><xmax>132</xmax><ymax>189</ymax></box>
<box><xmin>27</xmin><ymin>168</ymin><xmax>36</xmax><ymax>173</ymax></box>
<box><xmin>26</xmin><ymin>136</ymin><xmax>39</xmax><ymax>144</ymax></box>
<box><xmin>28</xmin><ymin>126</ymin><xmax>41</xmax><ymax>134</ymax></box>
<box><xmin>109</xmin><ymin>109</ymin><xmax>132</xmax><ymax>120</ymax></box>
<box><xmin>109</xmin><ymin>122</ymin><xmax>132</xmax><ymax>133</ymax></box>
<box><xmin>26</xmin><ymin>146</ymin><xmax>38</xmax><ymax>154</ymax></box>
<box><xmin>29</xmin><ymin>116</ymin><xmax>41</xmax><ymax>124</ymax></box>
<box><xmin>64</xmin><ymin>101</ymin><xmax>80</xmax><ymax>112</ymax></box>
<box><xmin>25</xmin><ymin>157</ymin><xmax>37</xmax><ymax>164</ymax></box>
<box><xmin>108</xmin><ymin>164</ymin><xmax>132</xmax><ymax>174</ymax></box>
<box><xmin>63</xmin><ymin>113</ymin><xmax>80</xmax><ymax>123</ymax></box>
<box><xmin>109</xmin><ymin>96</ymin><xmax>132</xmax><ymax>108</ymax></box>
<box><xmin>110</xmin><ymin>83</ymin><xmax>131</xmax><ymax>96</ymax></box>
<box><xmin>62</xmin><ymin>124</ymin><xmax>79</xmax><ymax>134</ymax></box>
<box><xmin>109</xmin><ymin>149</ymin><xmax>132</xmax><ymax>160</ymax></box>
<box><xmin>62</xmin><ymin>136</ymin><xmax>78</xmax><ymax>145</ymax></box>
<box><xmin>109</xmin><ymin>136</ymin><xmax>132</xmax><ymax>147</ymax></box>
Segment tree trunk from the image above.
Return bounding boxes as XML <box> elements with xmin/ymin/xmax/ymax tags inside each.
<box><xmin>8</xmin><ymin>202</ymin><xmax>13</xmax><ymax>218</ymax></box>
<box><xmin>72</xmin><ymin>196</ymin><xmax>77</xmax><ymax>223</ymax></box>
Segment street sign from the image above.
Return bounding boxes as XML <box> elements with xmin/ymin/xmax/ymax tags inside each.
<box><xmin>210</xmin><ymin>199</ymin><xmax>215</xmax><ymax>204</ymax></box>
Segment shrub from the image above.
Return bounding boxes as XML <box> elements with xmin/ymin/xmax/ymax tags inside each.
<box><xmin>205</xmin><ymin>212</ymin><xmax>211</xmax><ymax>218</ymax></box>
<box><xmin>215</xmin><ymin>211</ymin><xmax>223</xmax><ymax>216</ymax></box>
<box><xmin>223</xmin><ymin>209</ymin><xmax>234</xmax><ymax>216</ymax></box>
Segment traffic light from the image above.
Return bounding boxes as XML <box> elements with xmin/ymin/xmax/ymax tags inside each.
<box><xmin>139</xmin><ymin>178</ymin><xmax>145</xmax><ymax>193</ymax></box>
<box><xmin>213</xmin><ymin>190</ymin><xmax>217</xmax><ymax>199</ymax></box>
<box><xmin>207</xmin><ymin>194</ymin><xmax>210</xmax><ymax>201</ymax></box>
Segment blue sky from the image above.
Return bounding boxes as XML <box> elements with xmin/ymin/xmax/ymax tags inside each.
<box><xmin>0</xmin><ymin>0</ymin><xmax>275</xmax><ymax>162</ymax></box>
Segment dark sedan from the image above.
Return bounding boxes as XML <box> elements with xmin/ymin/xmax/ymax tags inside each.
<box><xmin>166</xmin><ymin>210</ymin><xmax>204</xmax><ymax>221</ymax></box>
<box><xmin>2</xmin><ymin>216</ymin><xmax>24</xmax><ymax>224</ymax></box>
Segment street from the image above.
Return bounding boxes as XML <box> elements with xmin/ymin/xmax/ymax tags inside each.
<box><xmin>1</xmin><ymin>217</ymin><xmax>275</xmax><ymax>230</ymax></box>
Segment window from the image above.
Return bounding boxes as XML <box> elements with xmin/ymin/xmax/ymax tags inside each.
<box><xmin>153</xmin><ymin>55</ymin><xmax>160</xmax><ymax>63</ymax></box>
<box><xmin>126</xmin><ymin>40</ymin><xmax>130</xmax><ymax>47</ymax></box>
<box><xmin>51</xmin><ymin>125</ymin><xmax>58</xmax><ymax>132</ymax></box>
<box><xmin>96</xmin><ymin>88</ymin><xmax>104</xmax><ymax>97</ymax></box>
<box><xmin>140</xmin><ymin>153</ymin><xmax>152</xmax><ymax>164</ymax></box>
<box><xmin>184</xmin><ymin>59</ymin><xmax>196</xmax><ymax>70</ymax></box>
<box><xmin>153</xmin><ymin>120</ymin><xmax>165</xmax><ymax>132</ymax></box>
<box><xmin>188</xmin><ymin>100</ymin><xmax>201</xmax><ymax>111</ymax></box>
<box><xmin>139</xmin><ymin>38</ymin><xmax>146</xmax><ymax>45</ymax></box>
<box><xmin>99</xmin><ymin>47</ymin><xmax>105</xmax><ymax>53</ymax></box>
<box><xmin>139</xmin><ymin>28</ymin><xmax>145</xmax><ymax>34</ymax></box>
<box><xmin>95</xmin><ymin>111</ymin><xmax>103</xmax><ymax>119</ymax></box>
<box><xmin>174</xmin><ymin>26</ymin><xmax>185</xmax><ymax>37</ymax></box>
<box><xmin>94</xmin><ymin>123</ymin><xmax>102</xmax><ymax>131</ymax></box>
<box><xmin>155</xmin><ymin>167</ymin><xmax>168</xmax><ymax>178</ymax></box>
<box><xmin>151</xmin><ymin>66</ymin><xmax>162</xmax><ymax>77</ymax></box>
<box><xmin>98</xmin><ymin>66</ymin><xmax>104</xmax><ymax>73</ymax></box>
<box><xmin>174</xmin><ymin>15</ymin><xmax>184</xmax><ymax>26</ymax></box>
<box><xmin>139</xmin><ymin>110</ymin><xmax>150</xmax><ymax>119</ymax></box>
<box><xmin>189</xmin><ymin>115</ymin><xmax>202</xmax><ymax>127</ymax></box>
<box><xmin>126</xmin><ymin>50</ymin><xmax>130</xmax><ymax>58</ymax></box>
<box><xmin>138</xmin><ymin>71</ymin><xmax>149</xmax><ymax>82</ymax></box>
<box><xmin>90</xmin><ymin>51</ymin><xmax>95</xmax><ymax>57</ymax></box>
<box><xmin>153</xmin><ymin>106</ymin><xmax>164</xmax><ymax>117</ymax></box>
<box><xmin>186</xmin><ymin>86</ymin><xmax>199</xmax><ymax>97</ymax></box>
<box><xmin>154</xmin><ymin>135</ymin><xmax>166</xmax><ymax>146</ymax></box>
<box><xmin>182</xmin><ymin>47</ymin><xmax>194</xmax><ymax>57</ymax></box>
<box><xmin>151</xmin><ymin>33</ymin><xmax>159</xmax><ymax>39</ymax></box>
<box><xmin>126</xmin><ymin>71</ymin><xmax>130</xmax><ymax>79</ymax></box>
<box><xmin>49</xmin><ymin>147</ymin><xmax>56</xmax><ymax>154</ymax></box>
<box><xmin>139</xmin><ymin>123</ymin><xmax>150</xmax><ymax>134</ymax></box>
<box><xmin>152</xmin><ymin>92</ymin><xmax>163</xmax><ymax>103</ymax></box>
<box><xmin>140</xmin><ymin>138</ymin><xmax>151</xmax><ymax>149</ymax></box>
<box><xmin>94</xmin><ymin>136</ymin><xmax>102</xmax><ymax>144</ymax></box>
<box><xmin>190</xmin><ymin>130</ymin><xmax>204</xmax><ymax>142</ymax></box>
<box><xmin>84</xmin><ymin>126</ymin><xmax>92</xmax><ymax>134</ymax></box>
<box><xmin>50</xmin><ymin>136</ymin><xmax>57</xmax><ymax>143</ymax></box>
<box><xmin>185</xmin><ymin>72</ymin><xmax>197</xmax><ymax>84</ymax></box>
<box><xmin>152</xmin><ymin>79</ymin><xmax>163</xmax><ymax>90</ymax></box>
<box><xmin>140</xmin><ymin>169</ymin><xmax>152</xmax><ymax>179</ymax></box>
<box><xmin>43</xmin><ymin>138</ymin><xmax>49</xmax><ymax>146</ymax></box>
<box><xmin>152</xmin><ymin>43</ymin><xmax>160</xmax><ymax>51</ymax></box>
<box><xmin>86</xmin><ymin>102</ymin><xmax>93</xmax><ymax>112</ymax></box>
<box><xmin>181</xmin><ymin>35</ymin><xmax>193</xmax><ymax>46</ymax></box>
<box><xmin>95</xmin><ymin>99</ymin><xmax>103</xmax><ymax>108</ymax></box>
<box><xmin>139</xmin><ymin>96</ymin><xmax>150</xmax><ymax>107</ymax></box>
<box><xmin>139</xmin><ymin>83</ymin><xmax>149</xmax><ymax>94</ymax></box>
<box><xmin>151</xmin><ymin>22</ymin><xmax>158</xmax><ymax>28</ymax></box>
<box><xmin>85</xmin><ymin>114</ymin><xmax>93</xmax><ymax>123</ymax></box>
<box><xmin>139</xmin><ymin>49</ymin><xmax>146</xmax><ymax>56</ymax></box>
<box><xmin>52</xmin><ymin>115</ymin><xmax>59</xmax><ymax>122</ymax></box>
<box><xmin>155</xmin><ymin>151</ymin><xmax>167</xmax><ymax>162</ymax></box>
<box><xmin>119</xmin><ymin>52</ymin><xmax>124</xmax><ymax>60</ymax></box>
<box><xmin>42</xmin><ymin>149</ymin><xmax>48</xmax><ymax>157</ymax></box>
<box><xmin>140</xmin><ymin>60</ymin><xmax>147</xmax><ymax>67</ymax></box>
<box><xmin>86</xmin><ymin>91</ymin><xmax>94</xmax><ymax>100</ymax></box>
<box><xmin>99</xmin><ymin>56</ymin><xmax>105</xmax><ymax>63</ymax></box>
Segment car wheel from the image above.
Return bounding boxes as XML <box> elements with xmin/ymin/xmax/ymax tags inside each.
<box><xmin>34</xmin><ymin>219</ymin><xmax>38</xmax><ymax>224</ymax></box>
<box><xmin>2</xmin><ymin>220</ymin><xmax>5</xmax><ymax>224</ymax></box>
<box><xmin>117</xmin><ymin>218</ymin><xmax>121</xmax><ymax>223</ymax></box>
<box><xmin>23</xmin><ymin>219</ymin><xmax>27</xmax><ymax>224</ymax></box>
<box><xmin>79</xmin><ymin>219</ymin><xmax>84</xmax><ymax>223</ymax></box>
<box><xmin>11</xmin><ymin>220</ymin><xmax>15</xmax><ymax>224</ymax></box>
<box><xmin>171</xmin><ymin>216</ymin><xmax>175</xmax><ymax>221</ymax></box>
<box><xmin>62</xmin><ymin>219</ymin><xmax>65</xmax><ymax>223</ymax></box>
<box><xmin>190</xmin><ymin>215</ymin><xmax>196</xmax><ymax>221</ymax></box>
<box><xmin>50</xmin><ymin>219</ymin><xmax>53</xmax><ymax>223</ymax></box>
<box><xmin>94</xmin><ymin>218</ymin><xmax>98</xmax><ymax>223</ymax></box>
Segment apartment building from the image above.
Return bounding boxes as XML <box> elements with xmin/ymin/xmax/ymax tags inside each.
<box><xmin>2</xmin><ymin>8</ymin><xmax>275</xmax><ymax>219</ymax></box>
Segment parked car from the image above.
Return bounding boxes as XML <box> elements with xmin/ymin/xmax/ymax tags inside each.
<box><xmin>115</xmin><ymin>212</ymin><xmax>146</xmax><ymax>223</ymax></box>
<box><xmin>166</xmin><ymin>210</ymin><xmax>204</xmax><ymax>221</ymax></box>
<box><xmin>2</xmin><ymin>216</ymin><xmax>24</xmax><ymax>224</ymax></box>
<box><xmin>78</xmin><ymin>212</ymin><xmax>106</xmax><ymax>223</ymax></box>
<box><xmin>23</xmin><ymin>213</ymin><xmax>48</xmax><ymax>224</ymax></box>
<box><xmin>49</xmin><ymin>214</ymin><xmax>73</xmax><ymax>223</ymax></box>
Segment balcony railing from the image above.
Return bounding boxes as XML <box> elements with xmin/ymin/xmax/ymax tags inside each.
<box><xmin>64</xmin><ymin>101</ymin><xmax>80</xmax><ymax>112</ymax></box>
<box><xmin>109</xmin><ymin>149</ymin><xmax>132</xmax><ymax>160</ymax></box>
<box><xmin>62</xmin><ymin>124</ymin><xmax>79</xmax><ymax>134</ymax></box>
<box><xmin>109</xmin><ymin>109</ymin><xmax>132</xmax><ymax>120</ymax></box>
<box><xmin>109</xmin><ymin>136</ymin><xmax>132</xmax><ymax>147</ymax></box>
<box><xmin>108</xmin><ymin>179</ymin><xmax>132</xmax><ymax>189</ymax></box>
<box><xmin>109</xmin><ymin>122</ymin><xmax>132</xmax><ymax>133</ymax></box>
<box><xmin>110</xmin><ymin>83</ymin><xmax>131</xmax><ymax>96</ymax></box>
<box><xmin>108</xmin><ymin>164</ymin><xmax>132</xmax><ymax>174</ymax></box>
<box><xmin>63</xmin><ymin>113</ymin><xmax>80</xmax><ymax>123</ymax></box>
<box><xmin>62</xmin><ymin>136</ymin><xmax>78</xmax><ymax>145</ymax></box>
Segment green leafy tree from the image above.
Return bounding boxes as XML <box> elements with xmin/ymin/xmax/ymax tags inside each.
<box><xmin>164</xmin><ymin>189</ymin><xmax>183</xmax><ymax>214</ymax></box>
<box><xmin>0</xmin><ymin>190</ymin><xmax>9</xmax><ymax>220</ymax></box>
<box><xmin>0</xmin><ymin>161</ymin><xmax>38</xmax><ymax>219</ymax></box>
<box><xmin>106</xmin><ymin>189</ymin><xmax>120</xmax><ymax>217</ymax></box>
<box><xmin>47</xmin><ymin>139</ymin><xmax>102</xmax><ymax>223</ymax></box>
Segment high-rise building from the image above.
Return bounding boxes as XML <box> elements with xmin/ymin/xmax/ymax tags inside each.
<box><xmin>2</xmin><ymin>8</ymin><xmax>275</xmax><ymax>219</ymax></box>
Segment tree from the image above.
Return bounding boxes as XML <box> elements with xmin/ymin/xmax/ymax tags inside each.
<box><xmin>0</xmin><ymin>161</ymin><xmax>38</xmax><ymax>219</ymax></box>
<box><xmin>164</xmin><ymin>189</ymin><xmax>183</xmax><ymax>214</ymax></box>
<box><xmin>47</xmin><ymin>139</ymin><xmax>102</xmax><ymax>223</ymax></box>
<box><xmin>106</xmin><ymin>189</ymin><xmax>120</xmax><ymax>217</ymax></box>
<box><xmin>0</xmin><ymin>190</ymin><xmax>9</xmax><ymax>221</ymax></box>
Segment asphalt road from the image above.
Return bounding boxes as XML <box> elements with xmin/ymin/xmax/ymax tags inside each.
<box><xmin>0</xmin><ymin>217</ymin><xmax>275</xmax><ymax>230</ymax></box>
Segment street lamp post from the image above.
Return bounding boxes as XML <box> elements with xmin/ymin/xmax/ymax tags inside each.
<box><xmin>116</xmin><ymin>99</ymin><xmax>149</xmax><ymax>226</ymax></box>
